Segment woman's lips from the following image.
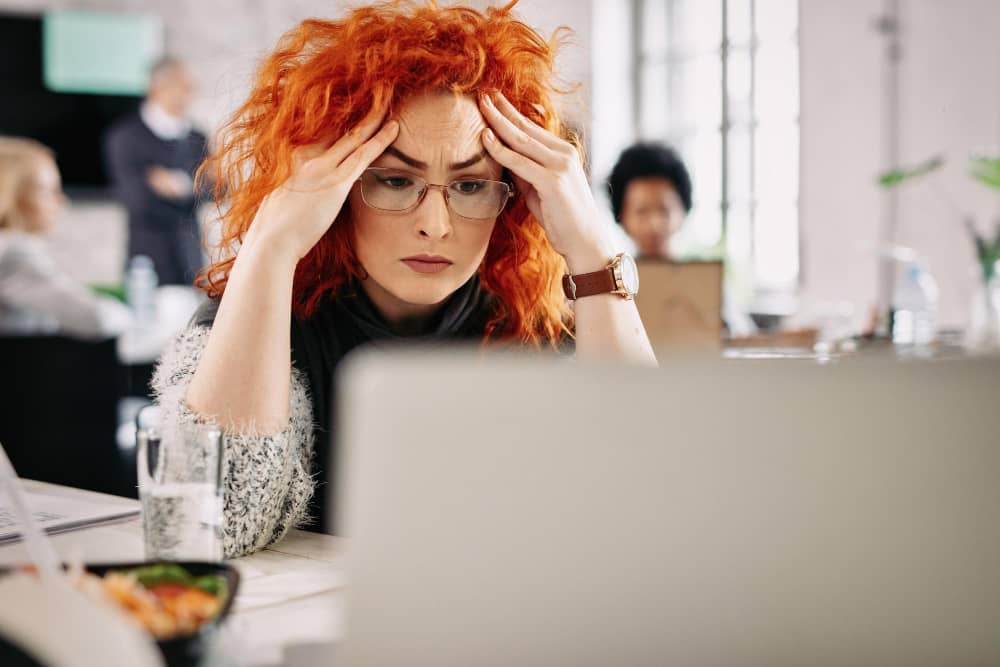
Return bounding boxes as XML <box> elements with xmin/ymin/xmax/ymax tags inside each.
<box><xmin>401</xmin><ymin>257</ymin><xmax>453</xmax><ymax>274</ymax></box>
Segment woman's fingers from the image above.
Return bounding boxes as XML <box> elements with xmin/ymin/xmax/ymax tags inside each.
<box><xmin>321</xmin><ymin>106</ymin><xmax>390</xmax><ymax>168</ymax></box>
<box><xmin>291</xmin><ymin>141</ymin><xmax>328</xmax><ymax>167</ymax></box>
<box><xmin>481</xmin><ymin>128</ymin><xmax>547</xmax><ymax>185</ymax></box>
<box><xmin>337</xmin><ymin>120</ymin><xmax>400</xmax><ymax>182</ymax></box>
<box><xmin>491</xmin><ymin>92</ymin><xmax>569</xmax><ymax>154</ymax></box>
<box><xmin>479</xmin><ymin>95</ymin><xmax>562</xmax><ymax>169</ymax></box>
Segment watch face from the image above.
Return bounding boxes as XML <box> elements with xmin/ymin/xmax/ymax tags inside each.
<box><xmin>619</xmin><ymin>253</ymin><xmax>639</xmax><ymax>295</ymax></box>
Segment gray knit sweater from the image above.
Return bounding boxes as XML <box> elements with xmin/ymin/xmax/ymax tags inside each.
<box><xmin>150</xmin><ymin>325</ymin><xmax>316</xmax><ymax>558</ymax></box>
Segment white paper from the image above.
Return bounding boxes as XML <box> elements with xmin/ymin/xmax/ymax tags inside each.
<box><xmin>0</xmin><ymin>491</ymin><xmax>140</xmax><ymax>544</ymax></box>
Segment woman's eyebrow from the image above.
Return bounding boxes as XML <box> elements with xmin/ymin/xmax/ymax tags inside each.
<box><xmin>382</xmin><ymin>146</ymin><xmax>486</xmax><ymax>171</ymax></box>
<box><xmin>450</xmin><ymin>152</ymin><xmax>485</xmax><ymax>170</ymax></box>
<box><xmin>382</xmin><ymin>146</ymin><xmax>426</xmax><ymax>169</ymax></box>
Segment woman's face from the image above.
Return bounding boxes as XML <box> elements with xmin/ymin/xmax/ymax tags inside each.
<box><xmin>18</xmin><ymin>155</ymin><xmax>66</xmax><ymax>234</ymax></box>
<box><xmin>620</xmin><ymin>177</ymin><xmax>686</xmax><ymax>258</ymax></box>
<box><xmin>348</xmin><ymin>91</ymin><xmax>502</xmax><ymax>325</ymax></box>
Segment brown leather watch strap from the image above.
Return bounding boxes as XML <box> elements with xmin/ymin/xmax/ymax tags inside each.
<box><xmin>562</xmin><ymin>266</ymin><xmax>617</xmax><ymax>300</ymax></box>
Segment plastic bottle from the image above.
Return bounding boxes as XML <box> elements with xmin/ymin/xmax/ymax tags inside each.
<box><xmin>891</xmin><ymin>261</ymin><xmax>938</xmax><ymax>347</ymax></box>
<box><xmin>125</xmin><ymin>255</ymin><xmax>158</xmax><ymax>329</ymax></box>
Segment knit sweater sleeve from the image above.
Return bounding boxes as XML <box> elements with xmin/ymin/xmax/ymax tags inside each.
<box><xmin>150</xmin><ymin>325</ymin><xmax>316</xmax><ymax>558</ymax></box>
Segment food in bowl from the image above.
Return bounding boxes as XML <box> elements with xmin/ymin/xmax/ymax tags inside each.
<box><xmin>75</xmin><ymin>563</ymin><xmax>228</xmax><ymax>640</ymax></box>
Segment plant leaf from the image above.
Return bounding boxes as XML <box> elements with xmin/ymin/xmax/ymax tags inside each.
<box><xmin>969</xmin><ymin>156</ymin><xmax>1000</xmax><ymax>190</ymax></box>
<box><xmin>877</xmin><ymin>155</ymin><xmax>945</xmax><ymax>188</ymax></box>
<box><xmin>975</xmin><ymin>235</ymin><xmax>988</xmax><ymax>262</ymax></box>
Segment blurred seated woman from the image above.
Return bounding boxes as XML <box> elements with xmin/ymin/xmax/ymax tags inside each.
<box><xmin>608</xmin><ymin>141</ymin><xmax>756</xmax><ymax>337</ymax></box>
<box><xmin>0</xmin><ymin>137</ymin><xmax>132</xmax><ymax>338</ymax></box>
<box><xmin>153</xmin><ymin>1</ymin><xmax>656</xmax><ymax>557</ymax></box>
<box><xmin>607</xmin><ymin>142</ymin><xmax>692</xmax><ymax>259</ymax></box>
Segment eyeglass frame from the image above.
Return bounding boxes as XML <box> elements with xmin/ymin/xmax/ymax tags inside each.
<box><xmin>355</xmin><ymin>167</ymin><xmax>515</xmax><ymax>221</ymax></box>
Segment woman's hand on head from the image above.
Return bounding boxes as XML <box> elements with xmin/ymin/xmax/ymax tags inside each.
<box><xmin>478</xmin><ymin>92</ymin><xmax>615</xmax><ymax>274</ymax></box>
<box><xmin>243</xmin><ymin>111</ymin><xmax>399</xmax><ymax>265</ymax></box>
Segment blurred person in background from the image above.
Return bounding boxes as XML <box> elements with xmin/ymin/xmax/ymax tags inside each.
<box><xmin>104</xmin><ymin>56</ymin><xmax>208</xmax><ymax>285</ymax></box>
<box><xmin>607</xmin><ymin>142</ymin><xmax>691</xmax><ymax>259</ymax></box>
<box><xmin>0</xmin><ymin>137</ymin><xmax>131</xmax><ymax>338</ymax></box>
<box><xmin>608</xmin><ymin>141</ymin><xmax>756</xmax><ymax>336</ymax></box>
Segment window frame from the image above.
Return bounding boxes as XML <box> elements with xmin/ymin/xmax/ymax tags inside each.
<box><xmin>631</xmin><ymin>0</ymin><xmax>801</xmax><ymax>299</ymax></box>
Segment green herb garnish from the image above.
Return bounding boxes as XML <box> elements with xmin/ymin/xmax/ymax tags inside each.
<box><xmin>122</xmin><ymin>564</ymin><xmax>228</xmax><ymax>599</ymax></box>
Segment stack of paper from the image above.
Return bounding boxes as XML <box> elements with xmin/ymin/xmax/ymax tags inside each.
<box><xmin>0</xmin><ymin>491</ymin><xmax>140</xmax><ymax>545</ymax></box>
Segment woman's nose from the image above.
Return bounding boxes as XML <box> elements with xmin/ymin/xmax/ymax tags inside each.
<box><xmin>414</xmin><ymin>187</ymin><xmax>453</xmax><ymax>240</ymax></box>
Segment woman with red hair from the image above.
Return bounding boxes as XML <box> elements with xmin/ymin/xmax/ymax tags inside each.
<box><xmin>153</xmin><ymin>0</ymin><xmax>655</xmax><ymax>556</ymax></box>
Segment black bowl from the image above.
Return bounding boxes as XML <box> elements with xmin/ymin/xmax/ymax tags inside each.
<box><xmin>83</xmin><ymin>561</ymin><xmax>240</xmax><ymax>667</ymax></box>
<box><xmin>0</xmin><ymin>636</ymin><xmax>46</xmax><ymax>667</ymax></box>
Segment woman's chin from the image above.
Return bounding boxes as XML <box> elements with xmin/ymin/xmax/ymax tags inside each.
<box><xmin>389</xmin><ymin>280</ymin><xmax>460</xmax><ymax>307</ymax></box>
<box><xmin>366</xmin><ymin>269</ymin><xmax>469</xmax><ymax>311</ymax></box>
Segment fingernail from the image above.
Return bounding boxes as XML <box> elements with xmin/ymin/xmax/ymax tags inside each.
<box><xmin>483</xmin><ymin>128</ymin><xmax>496</xmax><ymax>142</ymax></box>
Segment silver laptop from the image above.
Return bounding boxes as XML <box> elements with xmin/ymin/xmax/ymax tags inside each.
<box><xmin>333</xmin><ymin>351</ymin><xmax>1000</xmax><ymax>667</ymax></box>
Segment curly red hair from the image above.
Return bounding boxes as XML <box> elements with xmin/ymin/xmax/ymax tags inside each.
<box><xmin>198</xmin><ymin>0</ymin><xmax>578</xmax><ymax>346</ymax></box>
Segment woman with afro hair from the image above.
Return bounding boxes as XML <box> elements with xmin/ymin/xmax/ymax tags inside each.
<box><xmin>153</xmin><ymin>0</ymin><xmax>656</xmax><ymax>556</ymax></box>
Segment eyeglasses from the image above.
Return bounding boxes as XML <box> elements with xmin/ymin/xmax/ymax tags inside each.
<box><xmin>357</xmin><ymin>167</ymin><xmax>513</xmax><ymax>220</ymax></box>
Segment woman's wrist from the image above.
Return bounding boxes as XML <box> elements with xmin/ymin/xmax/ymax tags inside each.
<box><xmin>562</xmin><ymin>236</ymin><xmax>618</xmax><ymax>275</ymax></box>
<box><xmin>240</xmin><ymin>200</ymin><xmax>314</xmax><ymax>267</ymax></box>
<box><xmin>238</xmin><ymin>229</ymin><xmax>302</xmax><ymax>274</ymax></box>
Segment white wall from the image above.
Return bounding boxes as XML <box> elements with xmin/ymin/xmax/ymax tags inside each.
<box><xmin>799</xmin><ymin>0</ymin><xmax>1000</xmax><ymax>328</ymax></box>
<box><xmin>896</xmin><ymin>0</ymin><xmax>1000</xmax><ymax>327</ymax></box>
<box><xmin>798</xmin><ymin>0</ymin><xmax>884</xmax><ymax>325</ymax></box>
<box><xmin>589</xmin><ymin>0</ymin><xmax>636</xmax><ymax>189</ymax></box>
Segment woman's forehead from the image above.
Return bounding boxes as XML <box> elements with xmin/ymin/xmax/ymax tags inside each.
<box><xmin>392</xmin><ymin>91</ymin><xmax>487</xmax><ymax>163</ymax></box>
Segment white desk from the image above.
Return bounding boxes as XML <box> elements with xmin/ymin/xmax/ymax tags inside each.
<box><xmin>0</xmin><ymin>481</ymin><xmax>345</xmax><ymax>667</ymax></box>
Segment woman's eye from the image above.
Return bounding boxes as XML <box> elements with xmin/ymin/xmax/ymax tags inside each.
<box><xmin>376</xmin><ymin>176</ymin><xmax>414</xmax><ymax>189</ymax></box>
<box><xmin>452</xmin><ymin>180</ymin><xmax>486</xmax><ymax>195</ymax></box>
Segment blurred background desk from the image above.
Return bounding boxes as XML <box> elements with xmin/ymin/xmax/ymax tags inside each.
<box><xmin>0</xmin><ymin>480</ymin><xmax>344</xmax><ymax>667</ymax></box>
<box><xmin>0</xmin><ymin>285</ymin><xmax>203</xmax><ymax>498</ymax></box>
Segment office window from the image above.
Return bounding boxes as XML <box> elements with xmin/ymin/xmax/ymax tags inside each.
<box><xmin>635</xmin><ymin>0</ymin><xmax>799</xmax><ymax>296</ymax></box>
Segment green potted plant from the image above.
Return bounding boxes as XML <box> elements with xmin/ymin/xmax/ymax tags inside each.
<box><xmin>878</xmin><ymin>154</ymin><xmax>1000</xmax><ymax>349</ymax></box>
<box><xmin>964</xmin><ymin>156</ymin><xmax>1000</xmax><ymax>348</ymax></box>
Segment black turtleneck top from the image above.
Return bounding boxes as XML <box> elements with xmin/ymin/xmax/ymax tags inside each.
<box><xmin>192</xmin><ymin>275</ymin><xmax>496</xmax><ymax>532</ymax></box>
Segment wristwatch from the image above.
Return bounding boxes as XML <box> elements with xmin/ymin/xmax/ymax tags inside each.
<box><xmin>562</xmin><ymin>252</ymin><xmax>639</xmax><ymax>301</ymax></box>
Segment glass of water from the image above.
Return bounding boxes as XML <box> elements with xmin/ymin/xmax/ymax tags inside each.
<box><xmin>136</xmin><ymin>407</ymin><xmax>225</xmax><ymax>561</ymax></box>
